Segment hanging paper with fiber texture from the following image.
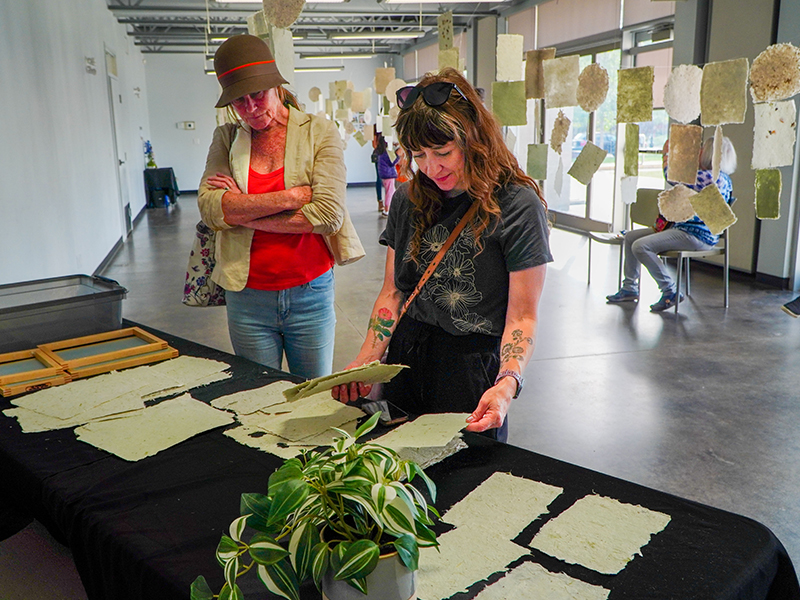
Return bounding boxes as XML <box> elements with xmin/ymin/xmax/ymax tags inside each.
<box><xmin>617</xmin><ymin>66</ymin><xmax>654</xmax><ymax>123</ymax></box>
<box><xmin>700</xmin><ymin>58</ymin><xmax>749</xmax><ymax>126</ymax></box>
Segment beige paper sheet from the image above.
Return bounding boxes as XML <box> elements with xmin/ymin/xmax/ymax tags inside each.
<box><xmin>527</xmin><ymin>143</ymin><xmax>548</xmax><ymax>180</ymax></box>
<box><xmin>350</xmin><ymin>91</ymin><xmax>366</xmax><ymax>113</ymax></box>
<box><xmin>417</xmin><ymin>527</ymin><xmax>529</xmax><ymax>600</ymax></box>
<box><xmin>623</xmin><ymin>123</ymin><xmax>640</xmax><ymax>177</ymax></box>
<box><xmin>375</xmin><ymin>67</ymin><xmax>395</xmax><ymax>95</ymax></box>
<box><xmin>224</xmin><ymin>419</ymin><xmax>359</xmax><ymax>459</ymax></box>
<box><xmin>752</xmin><ymin>100</ymin><xmax>797</xmax><ymax>169</ymax></box>
<box><xmin>211</xmin><ymin>380</ymin><xmax>295</xmax><ymax>415</ymax></box>
<box><xmin>268</xmin><ymin>26</ymin><xmax>295</xmax><ymax>87</ymax></box>
<box><xmin>283</xmin><ymin>361</ymin><xmax>408</xmax><ymax>401</ymax></box>
<box><xmin>543</xmin><ymin>55</ymin><xmax>580</xmax><ymax>108</ymax></box>
<box><xmin>525</xmin><ymin>48</ymin><xmax>556</xmax><ymax>99</ymax></box>
<box><xmin>658</xmin><ymin>185</ymin><xmax>697</xmax><ymax>223</ymax></box>
<box><xmin>504</xmin><ymin>128</ymin><xmax>517</xmax><ymax>152</ymax></box>
<box><xmin>472</xmin><ymin>561</ymin><xmax>609</xmax><ymax>600</ymax></box>
<box><xmin>663</xmin><ymin>64</ymin><xmax>703</xmax><ymax>124</ymax></box>
<box><xmin>750</xmin><ymin>43</ymin><xmax>800</xmax><ymax>103</ymax></box>
<box><xmin>394</xmin><ymin>437</ymin><xmax>467</xmax><ymax>470</ymax></box>
<box><xmin>75</xmin><ymin>394</ymin><xmax>235</xmax><ymax>462</ymax></box>
<box><xmin>308</xmin><ymin>87</ymin><xmax>321</xmax><ymax>102</ymax></box>
<box><xmin>755</xmin><ymin>169</ymin><xmax>782</xmax><ymax>220</ymax></box>
<box><xmin>491</xmin><ymin>81</ymin><xmax>527</xmax><ymax>126</ymax></box>
<box><xmin>496</xmin><ymin>34</ymin><xmax>524</xmax><ymax>82</ymax></box>
<box><xmin>700</xmin><ymin>58</ymin><xmax>749</xmax><ymax>126</ymax></box>
<box><xmin>333</xmin><ymin>80</ymin><xmax>348</xmax><ymax>101</ymax></box>
<box><xmin>667</xmin><ymin>123</ymin><xmax>702</xmax><ymax>185</ymax></box>
<box><xmin>374</xmin><ymin>413</ymin><xmax>469</xmax><ymax>450</ymax></box>
<box><xmin>438</xmin><ymin>48</ymin><xmax>460</xmax><ymax>72</ymax></box>
<box><xmin>712</xmin><ymin>125</ymin><xmax>723</xmax><ymax>181</ymax></box>
<box><xmin>577</xmin><ymin>63</ymin><xmax>609</xmax><ymax>113</ymax></box>
<box><xmin>550</xmin><ymin>110</ymin><xmax>571</xmax><ymax>154</ymax></box>
<box><xmin>690</xmin><ymin>184</ymin><xmax>737</xmax><ymax>235</ymax></box>
<box><xmin>437</xmin><ymin>11</ymin><xmax>454</xmax><ymax>50</ymax></box>
<box><xmin>530</xmin><ymin>494</ymin><xmax>671</xmax><ymax>575</ymax></box>
<box><xmin>616</xmin><ymin>66</ymin><xmax>654</xmax><ymax>123</ymax></box>
<box><xmin>262</xmin><ymin>0</ymin><xmax>304</xmax><ymax>28</ymax></box>
<box><xmin>620</xmin><ymin>175</ymin><xmax>638</xmax><ymax>205</ymax></box>
<box><xmin>568</xmin><ymin>141</ymin><xmax>607</xmax><ymax>186</ymax></box>
<box><xmin>385</xmin><ymin>79</ymin><xmax>406</xmax><ymax>105</ymax></box>
<box><xmin>442</xmin><ymin>472</ymin><xmax>563</xmax><ymax>539</ymax></box>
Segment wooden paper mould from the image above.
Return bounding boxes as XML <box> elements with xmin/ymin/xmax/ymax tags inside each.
<box><xmin>0</xmin><ymin>348</ymin><xmax>71</xmax><ymax>397</ymax></box>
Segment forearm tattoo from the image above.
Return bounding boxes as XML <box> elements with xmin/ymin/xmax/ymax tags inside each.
<box><xmin>500</xmin><ymin>329</ymin><xmax>533</xmax><ymax>365</ymax></box>
<box><xmin>368</xmin><ymin>307</ymin><xmax>395</xmax><ymax>347</ymax></box>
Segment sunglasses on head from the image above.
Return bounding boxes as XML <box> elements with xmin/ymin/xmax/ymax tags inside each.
<box><xmin>396</xmin><ymin>82</ymin><xmax>469</xmax><ymax>110</ymax></box>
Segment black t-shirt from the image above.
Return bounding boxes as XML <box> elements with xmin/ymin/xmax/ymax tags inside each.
<box><xmin>380</xmin><ymin>182</ymin><xmax>552</xmax><ymax>337</ymax></box>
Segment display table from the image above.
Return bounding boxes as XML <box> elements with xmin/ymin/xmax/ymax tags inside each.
<box><xmin>143</xmin><ymin>167</ymin><xmax>179</xmax><ymax>207</ymax></box>
<box><xmin>0</xmin><ymin>323</ymin><xmax>798</xmax><ymax>600</ymax></box>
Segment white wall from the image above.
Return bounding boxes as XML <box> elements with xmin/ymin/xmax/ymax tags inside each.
<box><xmin>0</xmin><ymin>0</ymin><xmax>150</xmax><ymax>286</ymax></box>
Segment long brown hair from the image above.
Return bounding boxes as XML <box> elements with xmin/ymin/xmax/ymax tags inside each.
<box><xmin>395</xmin><ymin>68</ymin><xmax>544</xmax><ymax>264</ymax></box>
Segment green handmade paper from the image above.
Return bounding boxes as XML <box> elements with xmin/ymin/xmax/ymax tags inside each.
<box><xmin>690</xmin><ymin>184</ymin><xmax>737</xmax><ymax>235</ymax></box>
<box><xmin>439</xmin><ymin>48</ymin><xmax>460</xmax><ymax>72</ymax></box>
<box><xmin>624</xmin><ymin>123</ymin><xmax>639</xmax><ymax>177</ymax></box>
<box><xmin>568</xmin><ymin>141</ymin><xmax>607</xmax><ymax>186</ymax></box>
<box><xmin>527</xmin><ymin>144</ymin><xmax>548</xmax><ymax>180</ymax></box>
<box><xmin>492</xmin><ymin>81</ymin><xmax>527</xmax><ymax>126</ymax></box>
<box><xmin>617</xmin><ymin>66</ymin><xmax>654</xmax><ymax>123</ymax></box>
<box><xmin>755</xmin><ymin>169</ymin><xmax>782</xmax><ymax>220</ymax></box>
<box><xmin>700</xmin><ymin>58</ymin><xmax>749</xmax><ymax>126</ymax></box>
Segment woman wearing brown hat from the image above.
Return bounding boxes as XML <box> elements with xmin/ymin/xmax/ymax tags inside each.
<box><xmin>198</xmin><ymin>34</ymin><xmax>363</xmax><ymax>378</ymax></box>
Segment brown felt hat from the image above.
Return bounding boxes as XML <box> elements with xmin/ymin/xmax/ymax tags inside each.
<box><xmin>213</xmin><ymin>35</ymin><xmax>288</xmax><ymax>108</ymax></box>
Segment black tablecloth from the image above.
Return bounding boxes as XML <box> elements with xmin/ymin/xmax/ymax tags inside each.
<box><xmin>1</xmin><ymin>323</ymin><xmax>798</xmax><ymax>600</ymax></box>
<box><xmin>143</xmin><ymin>167</ymin><xmax>179</xmax><ymax>207</ymax></box>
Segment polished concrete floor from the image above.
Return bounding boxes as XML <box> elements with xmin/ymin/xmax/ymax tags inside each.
<box><xmin>2</xmin><ymin>186</ymin><xmax>800</xmax><ymax>598</ymax></box>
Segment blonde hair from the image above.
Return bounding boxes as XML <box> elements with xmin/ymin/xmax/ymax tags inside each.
<box><xmin>699</xmin><ymin>136</ymin><xmax>737</xmax><ymax>174</ymax></box>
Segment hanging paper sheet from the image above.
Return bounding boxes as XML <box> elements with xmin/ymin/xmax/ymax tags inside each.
<box><xmin>525</xmin><ymin>48</ymin><xmax>556</xmax><ymax>99</ymax></box>
<box><xmin>752</xmin><ymin>99</ymin><xmax>797</xmax><ymax>169</ymax></box>
<box><xmin>750</xmin><ymin>43</ymin><xmax>800</xmax><ymax>103</ymax></box>
<box><xmin>624</xmin><ymin>123</ymin><xmax>640</xmax><ymax>177</ymax></box>
<box><xmin>527</xmin><ymin>143</ymin><xmax>548</xmax><ymax>180</ymax></box>
<box><xmin>543</xmin><ymin>55</ymin><xmax>580</xmax><ymax>108</ymax></box>
<box><xmin>496</xmin><ymin>34</ymin><xmax>524</xmax><ymax>82</ymax></box>
<box><xmin>491</xmin><ymin>81</ymin><xmax>527</xmax><ymax>126</ymax></box>
<box><xmin>700</xmin><ymin>58</ymin><xmax>749</xmax><ymax>126</ymax></box>
<box><xmin>658</xmin><ymin>185</ymin><xmax>697</xmax><ymax>223</ymax></box>
<box><xmin>690</xmin><ymin>184</ymin><xmax>737</xmax><ymax>235</ymax></box>
<box><xmin>568</xmin><ymin>141</ymin><xmax>607</xmax><ymax>185</ymax></box>
<box><xmin>755</xmin><ymin>169</ymin><xmax>782</xmax><ymax>220</ymax></box>
<box><xmin>616</xmin><ymin>66</ymin><xmax>654</xmax><ymax>123</ymax></box>
<box><xmin>663</xmin><ymin>64</ymin><xmax>703</xmax><ymax>124</ymax></box>
<box><xmin>667</xmin><ymin>123</ymin><xmax>702</xmax><ymax>185</ymax></box>
<box><xmin>577</xmin><ymin>63</ymin><xmax>609</xmax><ymax>113</ymax></box>
<box><xmin>438</xmin><ymin>11</ymin><xmax>454</xmax><ymax>50</ymax></box>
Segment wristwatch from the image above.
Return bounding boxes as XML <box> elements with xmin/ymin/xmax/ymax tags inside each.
<box><xmin>494</xmin><ymin>370</ymin><xmax>524</xmax><ymax>399</ymax></box>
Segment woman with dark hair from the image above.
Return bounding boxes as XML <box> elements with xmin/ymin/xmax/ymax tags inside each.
<box><xmin>333</xmin><ymin>68</ymin><xmax>552</xmax><ymax>442</ymax></box>
<box><xmin>374</xmin><ymin>134</ymin><xmax>399</xmax><ymax>216</ymax></box>
<box><xmin>198</xmin><ymin>34</ymin><xmax>362</xmax><ymax>378</ymax></box>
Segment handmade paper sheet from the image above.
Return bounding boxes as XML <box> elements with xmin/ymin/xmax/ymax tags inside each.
<box><xmin>439</xmin><ymin>48</ymin><xmax>459</xmax><ymax>72</ymax></box>
<box><xmin>333</xmin><ymin>80</ymin><xmax>348</xmax><ymax>101</ymax></box>
<box><xmin>262</xmin><ymin>0</ymin><xmax>304</xmax><ymax>28</ymax></box>
<box><xmin>269</xmin><ymin>26</ymin><xmax>295</xmax><ymax>87</ymax></box>
<box><xmin>712</xmin><ymin>125</ymin><xmax>723</xmax><ymax>181</ymax></box>
<box><xmin>663</xmin><ymin>64</ymin><xmax>702</xmax><ymax>124</ymax></box>
<box><xmin>492</xmin><ymin>81</ymin><xmax>527</xmax><ymax>126</ymax></box>
<box><xmin>225</xmin><ymin>419</ymin><xmax>359</xmax><ymax>460</ymax></box>
<box><xmin>472</xmin><ymin>562</ymin><xmax>609</xmax><ymax>600</ymax></box>
<box><xmin>624</xmin><ymin>123</ymin><xmax>640</xmax><ymax>177</ymax></box>
<box><xmin>690</xmin><ymin>184</ymin><xmax>737</xmax><ymax>235</ymax></box>
<box><xmin>543</xmin><ymin>55</ymin><xmax>580</xmax><ymax>108</ymax></box>
<box><xmin>497</xmin><ymin>34</ymin><xmax>524</xmax><ymax>82</ymax></box>
<box><xmin>700</xmin><ymin>58</ymin><xmax>749</xmax><ymax>126</ymax></box>
<box><xmin>752</xmin><ymin>100</ymin><xmax>797</xmax><ymax>169</ymax></box>
<box><xmin>350</xmin><ymin>91</ymin><xmax>366</xmax><ymax>113</ymax></box>
<box><xmin>375</xmin><ymin>67</ymin><xmax>395</xmax><ymax>95</ymax></box>
<box><xmin>75</xmin><ymin>394</ymin><xmax>234</xmax><ymax>462</ymax></box>
<box><xmin>437</xmin><ymin>11</ymin><xmax>454</xmax><ymax>50</ymax></box>
<box><xmin>620</xmin><ymin>176</ymin><xmax>638</xmax><ymax>205</ymax></box>
<box><xmin>211</xmin><ymin>380</ymin><xmax>295</xmax><ymax>415</ymax></box>
<box><xmin>550</xmin><ymin>110</ymin><xmax>571</xmax><ymax>154</ymax></box>
<box><xmin>504</xmin><ymin>129</ymin><xmax>517</xmax><ymax>152</ymax></box>
<box><xmin>658</xmin><ymin>185</ymin><xmax>697</xmax><ymax>223</ymax></box>
<box><xmin>530</xmin><ymin>495</ymin><xmax>671</xmax><ymax>575</ymax></box>
<box><xmin>441</xmin><ymin>472</ymin><xmax>562</xmax><ymax>539</ymax></box>
<box><xmin>525</xmin><ymin>48</ymin><xmax>556</xmax><ymax>99</ymax></box>
<box><xmin>375</xmin><ymin>413</ymin><xmax>469</xmax><ymax>450</ymax></box>
<box><xmin>568</xmin><ymin>141</ymin><xmax>607</xmax><ymax>186</ymax></box>
<box><xmin>308</xmin><ymin>87</ymin><xmax>321</xmax><ymax>103</ymax></box>
<box><xmin>418</xmin><ymin>527</ymin><xmax>529</xmax><ymax>600</ymax></box>
<box><xmin>755</xmin><ymin>169</ymin><xmax>782</xmax><ymax>220</ymax></box>
<box><xmin>750</xmin><ymin>43</ymin><xmax>800</xmax><ymax>103</ymax></box>
<box><xmin>527</xmin><ymin>143</ymin><xmax>548</xmax><ymax>180</ymax></box>
<box><xmin>667</xmin><ymin>124</ymin><xmax>702</xmax><ymax>185</ymax></box>
<box><xmin>617</xmin><ymin>66</ymin><xmax>654</xmax><ymax>123</ymax></box>
<box><xmin>577</xmin><ymin>63</ymin><xmax>609</xmax><ymax>113</ymax></box>
<box><xmin>283</xmin><ymin>361</ymin><xmax>408</xmax><ymax>401</ymax></box>
<box><xmin>385</xmin><ymin>78</ymin><xmax>406</xmax><ymax>105</ymax></box>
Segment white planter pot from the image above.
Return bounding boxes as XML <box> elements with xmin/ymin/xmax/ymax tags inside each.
<box><xmin>321</xmin><ymin>552</ymin><xmax>417</xmax><ymax>600</ymax></box>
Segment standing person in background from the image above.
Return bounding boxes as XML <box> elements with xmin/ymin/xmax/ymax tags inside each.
<box><xmin>395</xmin><ymin>143</ymin><xmax>409</xmax><ymax>185</ymax></box>
<box><xmin>332</xmin><ymin>68</ymin><xmax>551</xmax><ymax>442</ymax></box>
<box><xmin>371</xmin><ymin>132</ymin><xmax>384</xmax><ymax>214</ymax></box>
<box><xmin>198</xmin><ymin>34</ymin><xmax>360</xmax><ymax>379</ymax></box>
<box><xmin>375</xmin><ymin>135</ymin><xmax>398</xmax><ymax>217</ymax></box>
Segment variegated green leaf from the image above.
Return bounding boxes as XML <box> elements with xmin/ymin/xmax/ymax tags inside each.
<box><xmin>269</xmin><ymin>462</ymin><xmax>304</xmax><ymax>496</ymax></box>
<box><xmin>229</xmin><ymin>515</ymin><xmax>249</xmax><ymax>543</ymax></box>
<box><xmin>384</xmin><ymin>500</ymin><xmax>416</xmax><ymax>536</ymax></box>
<box><xmin>415</xmin><ymin>522</ymin><xmax>439</xmax><ymax>547</ymax></box>
<box><xmin>346</xmin><ymin>576</ymin><xmax>369</xmax><ymax>595</ymax></box>
<box><xmin>353</xmin><ymin>411</ymin><xmax>381</xmax><ymax>439</ymax></box>
<box><xmin>393</xmin><ymin>534</ymin><xmax>420</xmax><ymax>571</ymax></box>
<box><xmin>288</xmin><ymin>520</ymin><xmax>320</xmax><ymax>581</ymax></box>
<box><xmin>248</xmin><ymin>533</ymin><xmax>289</xmax><ymax>565</ymax></box>
<box><xmin>389</xmin><ymin>481</ymin><xmax>419</xmax><ymax>519</ymax></box>
<box><xmin>257</xmin><ymin>559</ymin><xmax>300</xmax><ymax>600</ymax></box>
<box><xmin>223</xmin><ymin>556</ymin><xmax>240</xmax><ymax>591</ymax></box>
<box><xmin>408</xmin><ymin>461</ymin><xmax>437</xmax><ymax>501</ymax></box>
<box><xmin>310</xmin><ymin>541</ymin><xmax>331</xmax><ymax>591</ymax></box>
<box><xmin>339</xmin><ymin>491</ymin><xmax>382</xmax><ymax>525</ymax></box>
<box><xmin>216</xmin><ymin>535</ymin><xmax>240</xmax><ymax>562</ymax></box>
<box><xmin>240</xmin><ymin>493</ymin><xmax>274</xmax><ymax>533</ymax></box>
<box><xmin>330</xmin><ymin>541</ymin><xmax>349</xmax><ymax>575</ymax></box>
<box><xmin>268</xmin><ymin>478</ymin><xmax>310</xmax><ymax>525</ymax></box>
<box><xmin>218</xmin><ymin>582</ymin><xmax>244</xmax><ymax>600</ymax></box>
<box><xmin>334</xmin><ymin>539</ymin><xmax>380</xmax><ymax>581</ymax></box>
<box><xmin>189</xmin><ymin>576</ymin><xmax>214</xmax><ymax>600</ymax></box>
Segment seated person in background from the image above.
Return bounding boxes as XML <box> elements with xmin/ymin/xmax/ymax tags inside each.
<box><xmin>606</xmin><ymin>136</ymin><xmax>737</xmax><ymax>312</ymax></box>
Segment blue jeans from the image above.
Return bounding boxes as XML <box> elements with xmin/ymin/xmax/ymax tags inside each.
<box><xmin>225</xmin><ymin>269</ymin><xmax>336</xmax><ymax>379</ymax></box>
<box><xmin>622</xmin><ymin>228</ymin><xmax>714</xmax><ymax>295</ymax></box>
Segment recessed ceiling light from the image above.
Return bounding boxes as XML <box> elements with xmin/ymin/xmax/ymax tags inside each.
<box><xmin>295</xmin><ymin>66</ymin><xmax>346</xmax><ymax>72</ymax></box>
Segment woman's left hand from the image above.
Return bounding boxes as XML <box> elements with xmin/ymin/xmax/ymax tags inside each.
<box><xmin>465</xmin><ymin>377</ymin><xmax>516</xmax><ymax>433</ymax></box>
<box><xmin>207</xmin><ymin>173</ymin><xmax>241</xmax><ymax>194</ymax></box>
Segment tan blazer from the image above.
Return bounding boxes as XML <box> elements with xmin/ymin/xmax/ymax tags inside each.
<box><xmin>198</xmin><ymin>107</ymin><xmax>364</xmax><ymax>291</ymax></box>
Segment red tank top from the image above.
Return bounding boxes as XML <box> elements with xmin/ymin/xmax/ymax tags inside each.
<box><xmin>246</xmin><ymin>166</ymin><xmax>333</xmax><ymax>290</ymax></box>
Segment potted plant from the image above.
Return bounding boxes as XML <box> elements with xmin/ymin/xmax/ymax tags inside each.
<box><xmin>191</xmin><ymin>412</ymin><xmax>440</xmax><ymax>600</ymax></box>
